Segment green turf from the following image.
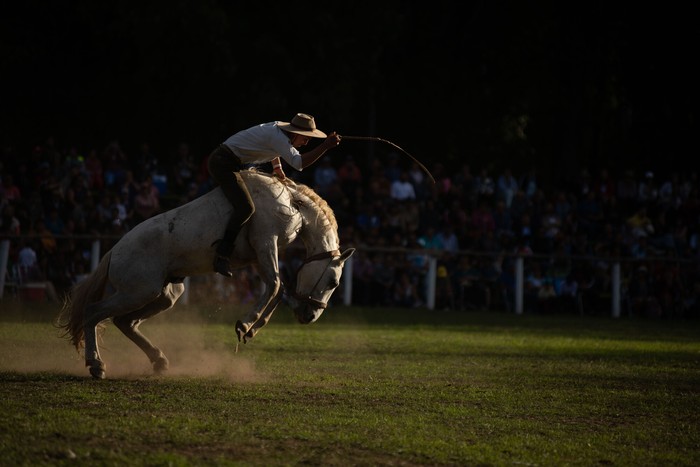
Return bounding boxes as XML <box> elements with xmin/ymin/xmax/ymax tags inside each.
<box><xmin>0</xmin><ymin>302</ymin><xmax>698</xmax><ymax>466</ymax></box>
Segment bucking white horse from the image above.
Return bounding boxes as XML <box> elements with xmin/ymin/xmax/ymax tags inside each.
<box><xmin>56</xmin><ymin>170</ymin><xmax>354</xmax><ymax>379</ymax></box>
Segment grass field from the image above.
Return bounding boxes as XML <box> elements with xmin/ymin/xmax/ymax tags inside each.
<box><xmin>0</xmin><ymin>300</ymin><xmax>698</xmax><ymax>466</ymax></box>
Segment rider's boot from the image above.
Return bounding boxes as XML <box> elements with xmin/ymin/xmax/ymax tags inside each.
<box><xmin>213</xmin><ymin>228</ymin><xmax>237</xmax><ymax>278</ymax></box>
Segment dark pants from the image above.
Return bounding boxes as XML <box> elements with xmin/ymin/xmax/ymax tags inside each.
<box><xmin>207</xmin><ymin>144</ymin><xmax>255</xmax><ymax>256</ymax></box>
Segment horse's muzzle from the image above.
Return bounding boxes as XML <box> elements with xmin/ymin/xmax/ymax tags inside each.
<box><xmin>293</xmin><ymin>303</ymin><xmax>323</xmax><ymax>324</ymax></box>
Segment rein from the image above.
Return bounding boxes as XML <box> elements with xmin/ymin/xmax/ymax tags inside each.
<box><xmin>290</xmin><ymin>249</ymin><xmax>340</xmax><ymax>309</ymax></box>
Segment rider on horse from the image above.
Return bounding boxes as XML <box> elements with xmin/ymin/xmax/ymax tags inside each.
<box><xmin>208</xmin><ymin>113</ymin><xmax>341</xmax><ymax>277</ymax></box>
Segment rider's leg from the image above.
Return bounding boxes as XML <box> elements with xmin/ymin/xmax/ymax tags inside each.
<box><xmin>208</xmin><ymin>146</ymin><xmax>255</xmax><ymax>277</ymax></box>
<box><xmin>214</xmin><ymin>175</ymin><xmax>254</xmax><ymax>277</ymax></box>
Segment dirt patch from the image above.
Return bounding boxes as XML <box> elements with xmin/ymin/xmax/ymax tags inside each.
<box><xmin>0</xmin><ymin>307</ymin><xmax>262</xmax><ymax>382</ymax></box>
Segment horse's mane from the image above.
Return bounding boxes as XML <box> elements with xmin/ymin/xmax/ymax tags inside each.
<box><xmin>287</xmin><ymin>181</ymin><xmax>338</xmax><ymax>232</ymax></box>
<box><xmin>242</xmin><ymin>169</ymin><xmax>338</xmax><ymax>232</ymax></box>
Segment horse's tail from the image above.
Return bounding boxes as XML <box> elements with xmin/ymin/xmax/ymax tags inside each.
<box><xmin>55</xmin><ymin>250</ymin><xmax>112</xmax><ymax>350</ymax></box>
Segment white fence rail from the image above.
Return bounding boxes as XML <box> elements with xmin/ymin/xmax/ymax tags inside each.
<box><xmin>1</xmin><ymin>238</ymin><xmax>693</xmax><ymax>318</ymax></box>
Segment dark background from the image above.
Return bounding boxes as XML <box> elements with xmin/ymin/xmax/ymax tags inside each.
<box><xmin>2</xmin><ymin>1</ymin><xmax>697</xmax><ymax>187</ymax></box>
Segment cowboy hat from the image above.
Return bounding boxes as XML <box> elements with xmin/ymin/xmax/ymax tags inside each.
<box><xmin>277</xmin><ymin>113</ymin><xmax>327</xmax><ymax>138</ymax></box>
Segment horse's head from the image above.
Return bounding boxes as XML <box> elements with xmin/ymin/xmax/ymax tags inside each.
<box><xmin>289</xmin><ymin>248</ymin><xmax>355</xmax><ymax>324</ymax></box>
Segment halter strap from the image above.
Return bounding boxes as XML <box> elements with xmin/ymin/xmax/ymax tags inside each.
<box><xmin>291</xmin><ymin>249</ymin><xmax>341</xmax><ymax>308</ymax></box>
<box><xmin>300</xmin><ymin>249</ymin><xmax>340</xmax><ymax>266</ymax></box>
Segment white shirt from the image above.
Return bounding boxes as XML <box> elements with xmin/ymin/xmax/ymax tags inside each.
<box><xmin>18</xmin><ymin>247</ymin><xmax>37</xmax><ymax>268</ymax></box>
<box><xmin>223</xmin><ymin>122</ymin><xmax>304</xmax><ymax>170</ymax></box>
<box><xmin>437</xmin><ymin>231</ymin><xmax>459</xmax><ymax>253</ymax></box>
<box><xmin>390</xmin><ymin>180</ymin><xmax>416</xmax><ymax>201</ymax></box>
<box><xmin>314</xmin><ymin>164</ymin><xmax>337</xmax><ymax>191</ymax></box>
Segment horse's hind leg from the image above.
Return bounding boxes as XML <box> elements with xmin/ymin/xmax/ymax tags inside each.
<box><xmin>83</xmin><ymin>288</ymin><xmax>163</xmax><ymax>379</ymax></box>
<box><xmin>83</xmin><ymin>322</ymin><xmax>107</xmax><ymax>380</ymax></box>
<box><xmin>113</xmin><ymin>283</ymin><xmax>185</xmax><ymax>375</ymax></box>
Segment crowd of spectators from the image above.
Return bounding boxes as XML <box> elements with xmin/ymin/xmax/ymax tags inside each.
<box><xmin>1</xmin><ymin>137</ymin><xmax>699</xmax><ymax>319</ymax></box>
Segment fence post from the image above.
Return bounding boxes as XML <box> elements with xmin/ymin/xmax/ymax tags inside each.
<box><xmin>343</xmin><ymin>255</ymin><xmax>353</xmax><ymax>306</ymax></box>
<box><xmin>612</xmin><ymin>262</ymin><xmax>621</xmax><ymax>318</ymax></box>
<box><xmin>0</xmin><ymin>240</ymin><xmax>9</xmax><ymax>299</ymax></box>
<box><xmin>181</xmin><ymin>277</ymin><xmax>190</xmax><ymax>305</ymax></box>
<box><xmin>91</xmin><ymin>240</ymin><xmax>101</xmax><ymax>271</ymax></box>
<box><xmin>426</xmin><ymin>256</ymin><xmax>437</xmax><ymax>310</ymax></box>
<box><xmin>515</xmin><ymin>256</ymin><xmax>524</xmax><ymax>315</ymax></box>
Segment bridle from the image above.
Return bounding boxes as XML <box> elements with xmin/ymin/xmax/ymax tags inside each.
<box><xmin>289</xmin><ymin>249</ymin><xmax>340</xmax><ymax>309</ymax></box>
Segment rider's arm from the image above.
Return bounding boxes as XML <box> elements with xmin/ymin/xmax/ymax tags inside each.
<box><xmin>272</xmin><ymin>157</ymin><xmax>286</xmax><ymax>179</ymax></box>
<box><xmin>300</xmin><ymin>132</ymin><xmax>341</xmax><ymax>169</ymax></box>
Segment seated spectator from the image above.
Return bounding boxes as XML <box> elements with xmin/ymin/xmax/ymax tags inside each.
<box><xmin>33</xmin><ymin>219</ymin><xmax>57</xmax><ymax>257</ymax></box>
<box><xmin>120</xmin><ymin>170</ymin><xmax>140</xmax><ymax>211</ymax></box>
<box><xmin>537</xmin><ymin>202</ymin><xmax>562</xmax><ymax>253</ymax></box>
<box><xmin>554</xmin><ymin>274</ymin><xmax>580</xmax><ymax>314</ymax></box>
<box><xmin>408</xmin><ymin>162</ymin><xmax>430</xmax><ymax>200</ymax></box>
<box><xmin>17</xmin><ymin>240</ymin><xmax>59</xmax><ymax>301</ymax></box>
<box><xmin>1</xmin><ymin>174</ymin><xmax>21</xmax><ymax>202</ymax></box>
<box><xmin>111</xmin><ymin>194</ymin><xmax>129</xmax><ymax>226</ymax></box>
<box><xmin>392</xmin><ymin>271</ymin><xmax>422</xmax><ymax>308</ymax></box>
<box><xmin>1</xmin><ymin>203</ymin><xmax>21</xmax><ymax>235</ymax></box>
<box><xmin>524</xmin><ymin>262</ymin><xmax>555</xmax><ymax>313</ymax></box>
<box><xmin>627</xmin><ymin>265</ymin><xmax>661</xmax><ymax>317</ymax></box>
<box><xmin>435</xmin><ymin>255</ymin><xmax>455</xmax><ymax>310</ymax></box>
<box><xmin>95</xmin><ymin>194</ymin><xmax>114</xmax><ymax>228</ymax></box>
<box><xmin>84</xmin><ymin>148</ymin><xmax>104</xmax><ymax>191</ymax></box>
<box><xmin>368</xmin><ymin>252</ymin><xmax>395</xmax><ymax>306</ymax></box>
<box><xmin>42</xmin><ymin>207</ymin><xmax>66</xmax><ymax>236</ymax></box>
<box><xmin>496</xmin><ymin>167</ymin><xmax>519</xmax><ymax>208</ymax></box>
<box><xmin>313</xmin><ymin>157</ymin><xmax>337</xmax><ymax>197</ymax></box>
<box><xmin>626</xmin><ymin>207</ymin><xmax>654</xmax><ymax>239</ymax></box>
<box><xmin>454</xmin><ymin>256</ymin><xmax>491</xmax><ymax>310</ymax></box>
<box><xmin>384</xmin><ymin>152</ymin><xmax>401</xmax><ymax>182</ymax></box>
<box><xmin>390</xmin><ymin>171</ymin><xmax>416</xmax><ymax>203</ymax></box>
<box><xmin>471</xmin><ymin>199</ymin><xmax>496</xmax><ymax>240</ymax></box>
<box><xmin>102</xmin><ymin>140</ymin><xmax>128</xmax><ymax>189</ymax></box>
<box><xmin>492</xmin><ymin>200</ymin><xmax>514</xmax><ymax>240</ymax></box>
<box><xmin>577</xmin><ymin>190</ymin><xmax>604</xmax><ymax>237</ymax></box>
<box><xmin>436</xmin><ymin>223</ymin><xmax>459</xmax><ymax>255</ymax></box>
<box><xmin>418</xmin><ymin>226</ymin><xmax>443</xmax><ymax>251</ymax></box>
<box><xmin>351</xmin><ymin>250</ymin><xmax>374</xmax><ymax>306</ymax></box>
<box><xmin>355</xmin><ymin>202</ymin><xmax>381</xmax><ymax>233</ymax></box>
<box><xmin>366</xmin><ymin>158</ymin><xmax>391</xmax><ymax>200</ymax></box>
<box><xmin>133</xmin><ymin>181</ymin><xmax>161</xmax><ymax>222</ymax></box>
<box><xmin>170</xmin><ymin>142</ymin><xmax>197</xmax><ymax>198</ymax></box>
<box><xmin>17</xmin><ymin>239</ymin><xmax>42</xmax><ymax>282</ymax></box>
<box><xmin>474</xmin><ymin>168</ymin><xmax>495</xmax><ymax>200</ymax></box>
<box><xmin>337</xmin><ymin>154</ymin><xmax>362</xmax><ymax>196</ymax></box>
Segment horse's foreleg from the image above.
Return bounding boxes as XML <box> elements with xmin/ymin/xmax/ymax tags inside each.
<box><xmin>236</xmin><ymin>279</ymin><xmax>282</xmax><ymax>343</ymax></box>
<box><xmin>113</xmin><ymin>283</ymin><xmax>184</xmax><ymax>375</ymax></box>
<box><xmin>236</xmin><ymin>244</ymin><xmax>282</xmax><ymax>343</ymax></box>
<box><xmin>239</xmin><ymin>288</ymin><xmax>284</xmax><ymax>343</ymax></box>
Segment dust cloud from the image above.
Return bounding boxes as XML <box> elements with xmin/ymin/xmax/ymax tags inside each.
<box><xmin>0</xmin><ymin>312</ymin><xmax>263</xmax><ymax>383</ymax></box>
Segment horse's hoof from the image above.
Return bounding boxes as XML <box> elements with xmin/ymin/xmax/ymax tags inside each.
<box><xmin>89</xmin><ymin>367</ymin><xmax>106</xmax><ymax>380</ymax></box>
<box><xmin>244</xmin><ymin>329</ymin><xmax>255</xmax><ymax>343</ymax></box>
<box><xmin>235</xmin><ymin>320</ymin><xmax>246</xmax><ymax>343</ymax></box>
<box><xmin>153</xmin><ymin>357</ymin><xmax>169</xmax><ymax>374</ymax></box>
<box><xmin>86</xmin><ymin>360</ymin><xmax>106</xmax><ymax>379</ymax></box>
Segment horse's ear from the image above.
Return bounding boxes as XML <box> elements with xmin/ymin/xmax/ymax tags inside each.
<box><xmin>340</xmin><ymin>248</ymin><xmax>355</xmax><ymax>261</ymax></box>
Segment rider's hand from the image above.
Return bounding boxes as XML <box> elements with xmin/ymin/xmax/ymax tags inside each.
<box><xmin>273</xmin><ymin>166</ymin><xmax>286</xmax><ymax>180</ymax></box>
<box><xmin>324</xmin><ymin>132</ymin><xmax>340</xmax><ymax>148</ymax></box>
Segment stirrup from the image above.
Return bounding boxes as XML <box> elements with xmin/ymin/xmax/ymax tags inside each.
<box><xmin>214</xmin><ymin>255</ymin><xmax>233</xmax><ymax>278</ymax></box>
